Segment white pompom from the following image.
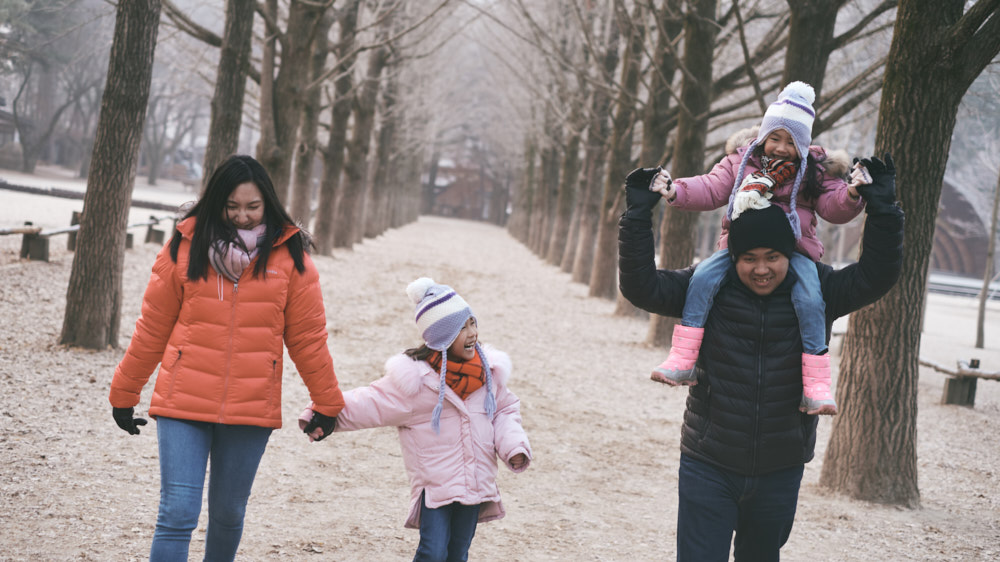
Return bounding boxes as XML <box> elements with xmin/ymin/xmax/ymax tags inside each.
<box><xmin>406</xmin><ymin>277</ymin><xmax>435</xmax><ymax>304</ymax></box>
<box><xmin>781</xmin><ymin>81</ymin><xmax>815</xmax><ymax>105</ymax></box>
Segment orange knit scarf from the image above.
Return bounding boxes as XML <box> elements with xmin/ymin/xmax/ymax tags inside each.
<box><xmin>426</xmin><ymin>349</ymin><xmax>485</xmax><ymax>400</ymax></box>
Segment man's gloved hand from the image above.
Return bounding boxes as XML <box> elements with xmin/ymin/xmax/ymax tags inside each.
<box><xmin>112</xmin><ymin>407</ymin><xmax>148</xmax><ymax>435</ymax></box>
<box><xmin>623</xmin><ymin>167</ymin><xmax>663</xmax><ymax>219</ymax></box>
<box><xmin>855</xmin><ymin>153</ymin><xmax>897</xmax><ymax>215</ymax></box>
<box><xmin>302</xmin><ymin>410</ymin><xmax>337</xmax><ymax>442</ymax></box>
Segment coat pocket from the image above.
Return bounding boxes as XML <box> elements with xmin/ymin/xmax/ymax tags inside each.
<box><xmin>165</xmin><ymin>348</ymin><xmax>184</xmax><ymax>402</ymax></box>
<box><xmin>265</xmin><ymin>358</ymin><xmax>280</xmax><ymax>412</ymax></box>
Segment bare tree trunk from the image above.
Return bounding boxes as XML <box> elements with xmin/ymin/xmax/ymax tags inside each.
<box><xmin>977</xmin><ymin>169</ymin><xmax>1000</xmax><ymax>348</ymax></box>
<box><xmin>528</xmin><ymin>136</ymin><xmax>559</xmax><ymax>254</ymax></box>
<box><xmin>289</xmin><ymin>9</ymin><xmax>335</xmax><ymax>227</ymax></box>
<box><xmin>782</xmin><ymin>0</ymin><xmax>847</xmax><ymax>95</ymax></box>
<box><xmin>546</xmin><ymin>118</ymin><xmax>581</xmax><ymax>264</ymax></box>
<box><xmin>256</xmin><ymin>0</ymin><xmax>326</xmax><ymax>205</ymax></box>
<box><xmin>314</xmin><ymin>0</ymin><xmax>360</xmax><ymax>255</ymax></box>
<box><xmin>201</xmin><ymin>0</ymin><xmax>254</xmax><ymax>189</ymax></box>
<box><xmin>366</xmin><ymin>65</ymin><xmax>400</xmax><ymax>239</ymax></box>
<box><xmin>648</xmin><ymin>0</ymin><xmax>717</xmax><ymax>344</ymax></box>
<box><xmin>589</xmin><ymin>2</ymin><xmax>645</xmax><ymax>301</ymax></box>
<box><xmin>820</xmin><ymin>0</ymin><xmax>1000</xmax><ymax>507</ymax></box>
<box><xmin>335</xmin><ymin>40</ymin><xmax>389</xmax><ymax>249</ymax></box>
<box><xmin>60</xmin><ymin>0</ymin><xmax>161</xmax><ymax>349</ymax></box>
<box><xmin>639</xmin><ymin>1</ymin><xmax>682</xmax><ymax>167</ymax></box>
<box><xmin>571</xmin><ymin>15</ymin><xmax>619</xmax><ymax>285</ymax></box>
<box><xmin>507</xmin><ymin>138</ymin><xmax>535</xmax><ymax>243</ymax></box>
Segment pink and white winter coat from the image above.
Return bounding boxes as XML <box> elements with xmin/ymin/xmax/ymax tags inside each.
<box><xmin>669</xmin><ymin>128</ymin><xmax>862</xmax><ymax>261</ymax></box>
<box><xmin>334</xmin><ymin>344</ymin><xmax>531</xmax><ymax>529</ymax></box>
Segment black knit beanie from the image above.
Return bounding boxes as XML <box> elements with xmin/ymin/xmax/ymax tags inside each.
<box><xmin>729</xmin><ymin>204</ymin><xmax>796</xmax><ymax>259</ymax></box>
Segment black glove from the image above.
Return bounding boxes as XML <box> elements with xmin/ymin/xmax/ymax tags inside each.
<box><xmin>302</xmin><ymin>410</ymin><xmax>337</xmax><ymax>442</ymax></box>
<box><xmin>623</xmin><ymin>167</ymin><xmax>663</xmax><ymax>219</ymax></box>
<box><xmin>855</xmin><ymin>153</ymin><xmax>897</xmax><ymax>215</ymax></box>
<box><xmin>112</xmin><ymin>407</ymin><xmax>148</xmax><ymax>435</ymax></box>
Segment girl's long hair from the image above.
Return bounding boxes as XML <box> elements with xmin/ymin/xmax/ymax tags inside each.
<box><xmin>169</xmin><ymin>154</ymin><xmax>309</xmax><ymax>280</ymax></box>
<box><xmin>404</xmin><ymin>344</ymin><xmax>435</xmax><ymax>361</ymax></box>
<box><xmin>751</xmin><ymin>143</ymin><xmax>826</xmax><ymax>201</ymax></box>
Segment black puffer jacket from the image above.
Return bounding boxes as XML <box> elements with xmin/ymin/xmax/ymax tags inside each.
<box><xmin>618</xmin><ymin>172</ymin><xmax>904</xmax><ymax>476</ymax></box>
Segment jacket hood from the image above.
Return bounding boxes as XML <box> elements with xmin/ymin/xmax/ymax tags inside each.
<box><xmin>726</xmin><ymin>126</ymin><xmax>851</xmax><ymax>178</ymax></box>
<box><xmin>176</xmin><ymin>216</ymin><xmax>301</xmax><ymax>246</ymax></box>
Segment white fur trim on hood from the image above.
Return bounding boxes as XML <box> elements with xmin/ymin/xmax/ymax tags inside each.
<box><xmin>725</xmin><ymin>125</ymin><xmax>851</xmax><ymax>178</ymax></box>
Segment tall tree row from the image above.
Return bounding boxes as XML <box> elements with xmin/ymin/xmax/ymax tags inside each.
<box><xmin>820</xmin><ymin>0</ymin><xmax>1000</xmax><ymax>507</ymax></box>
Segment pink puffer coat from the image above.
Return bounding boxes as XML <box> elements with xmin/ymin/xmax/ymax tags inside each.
<box><xmin>670</xmin><ymin>127</ymin><xmax>862</xmax><ymax>261</ymax></box>
<box><xmin>334</xmin><ymin>344</ymin><xmax>531</xmax><ymax>529</ymax></box>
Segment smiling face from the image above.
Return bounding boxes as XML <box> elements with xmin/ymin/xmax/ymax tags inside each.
<box><xmin>762</xmin><ymin>128</ymin><xmax>799</xmax><ymax>162</ymax></box>
<box><xmin>224</xmin><ymin>182</ymin><xmax>265</xmax><ymax>229</ymax></box>
<box><xmin>734</xmin><ymin>247</ymin><xmax>789</xmax><ymax>296</ymax></box>
<box><xmin>447</xmin><ymin>317</ymin><xmax>478</xmax><ymax>362</ymax></box>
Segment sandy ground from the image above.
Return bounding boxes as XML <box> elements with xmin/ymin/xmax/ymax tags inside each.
<box><xmin>1</xmin><ymin>167</ymin><xmax>999</xmax><ymax>561</ymax></box>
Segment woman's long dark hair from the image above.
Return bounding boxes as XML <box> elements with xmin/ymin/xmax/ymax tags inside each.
<box><xmin>169</xmin><ymin>154</ymin><xmax>309</xmax><ymax>280</ymax></box>
<box><xmin>752</xmin><ymin>143</ymin><xmax>826</xmax><ymax>201</ymax></box>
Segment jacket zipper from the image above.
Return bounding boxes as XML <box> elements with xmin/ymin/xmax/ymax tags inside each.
<box><xmin>751</xmin><ymin>299</ymin><xmax>766</xmax><ymax>475</ymax></box>
<box><xmin>219</xmin><ymin>280</ymin><xmax>239</xmax><ymax>422</ymax></box>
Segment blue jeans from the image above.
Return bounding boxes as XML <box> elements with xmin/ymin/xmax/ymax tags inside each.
<box><xmin>150</xmin><ymin>417</ymin><xmax>272</xmax><ymax>562</ymax></box>
<box><xmin>683</xmin><ymin>249</ymin><xmax>827</xmax><ymax>354</ymax></box>
<box><xmin>677</xmin><ymin>454</ymin><xmax>804</xmax><ymax>562</ymax></box>
<box><xmin>413</xmin><ymin>491</ymin><xmax>480</xmax><ymax>562</ymax></box>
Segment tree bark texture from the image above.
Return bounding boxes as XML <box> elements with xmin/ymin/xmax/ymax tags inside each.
<box><xmin>820</xmin><ymin>0</ymin><xmax>1000</xmax><ymax>507</ymax></box>
<box><xmin>290</xmin><ymin>9</ymin><xmax>335</xmax><ymax>227</ymax></box>
<box><xmin>201</xmin><ymin>0</ymin><xmax>254</xmax><ymax>190</ymax></box>
<box><xmin>570</xmin><ymin>17</ymin><xmax>619</xmax><ymax>285</ymax></box>
<box><xmin>314</xmin><ymin>0</ymin><xmax>360</xmax><ymax>255</ymax></box>
<box><xmin>648</xmin><ymin>0</ymin><xmax>717</xmax><ymax>345</ymax></box>
<box><xmin>335</xmin><ymin>42</ymin><xmax>388</xmax><ymax>249</ymax></box>
<box><xmin>546</xmin><ymin>117</ymin><xmax>582</xmax><ymax>265</ymax></box>
<box><xmin>639</xmin><ymin>1</ymin><xmax>682</xmax><ymax>167</ymax></box>
<box><xmin>507</xmin><ymin>138</ymin><xmax>535</xmax><ymax>244</ymax></box>
<box><xmin>589</xmin><ymin>2</ymin><xmax>645</xmax><ymax>300</ymax></box>
<box><xmin>256</xmin><ymin>0</ymin><xmax>325</xmax><ymax>205</ymax></box>
<box><xmin>528</xmin><ymin>134</ymin><xmax>559</xmax><ymax>255</ymax></box>
<box><xmin>782</xmin><ymin>0</ymin><xmax>848</xmax><ymax>95</ymax></box>
<box><xmin>60</xmin><ymin>0</ymin><xmax>161</xmax><ymax>349</ymax></box>
<box><xmin>366</xmin><ymin>64</ymin><xmax>400</xmax><ymax>239</ymax></box>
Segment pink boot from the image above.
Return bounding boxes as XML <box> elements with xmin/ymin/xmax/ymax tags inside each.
<box><xmin>800</xmin><ymin>353</ymin><xmax>837</xmax><ymax>415</ymax></box>
<box><xmin>651</xmin><ymin>326</ymin><xmax>704</xmax><ymax>386</ymax></box>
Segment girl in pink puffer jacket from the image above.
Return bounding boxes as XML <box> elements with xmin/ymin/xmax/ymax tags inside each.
<box><xmin>299</xmin><ymin>277</ymin><xmax>531</xmax><ymax>561</ymax></box>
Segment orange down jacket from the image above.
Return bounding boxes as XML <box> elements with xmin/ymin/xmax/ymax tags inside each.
<box><xmin>109</xmin><ymin>218</ymin><xmax>344</xmax><ymax>428</ymax></box>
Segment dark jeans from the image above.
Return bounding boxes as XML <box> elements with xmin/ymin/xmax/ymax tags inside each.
<box><xmin>677</xmin><ymin>453</ymin><xmax>804</xmax><ymax>562</ymax></box>
<box><xmin>413</xmin><ymin>491</ymin><xmax>480</xmax><ymax>562</ymax></box>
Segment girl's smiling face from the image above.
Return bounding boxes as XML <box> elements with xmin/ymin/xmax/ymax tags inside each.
<box><xmin>448</xmin><ymin>317</ymin><xmax>478</xmax><ymax>361</ymax></box>
<box><xmin>225</xmin><ymin>182</ymin><xmax>265</xmax><ymax>229</ymax></box>
<box><xmin>762</xmin><ymin>128</ymin><xmax>799</xmax><ymax>162</ymax></box>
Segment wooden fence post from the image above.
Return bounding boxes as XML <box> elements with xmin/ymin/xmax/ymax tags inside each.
<box><xmin>19</xmin><ymin>221</ymin><xmax>50</xmax><ymax>261</ymax></box>
<box><xmin>67</xmin><ymin>211</ymin><xmax>82</xmax><ymax>251</ymax></box>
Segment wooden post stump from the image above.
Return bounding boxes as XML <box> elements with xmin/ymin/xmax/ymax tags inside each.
<box><xmin>941</xmin><ymin>376</ymin><xmax>977</xmax><ymax>407</ymax></box>
<box><xmin>19</xmin><ymin>221</ymin><xmax>50</xmax><ymax>261</ymax></box>
<box><xmin>67</xmin><ymin>211</ymin><xmax>81</xmax><ymax>251</ymax></box>
<box><xmin>145</xmin><ymin>215</ymin><xmax>164</xmax><ymax>245</ymax></box>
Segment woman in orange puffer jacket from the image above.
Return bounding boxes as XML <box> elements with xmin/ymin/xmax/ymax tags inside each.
<box><xmin>109</xmin><ymin>155</ymin><xmax>344</xmax><ymax>562</ymax></box>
